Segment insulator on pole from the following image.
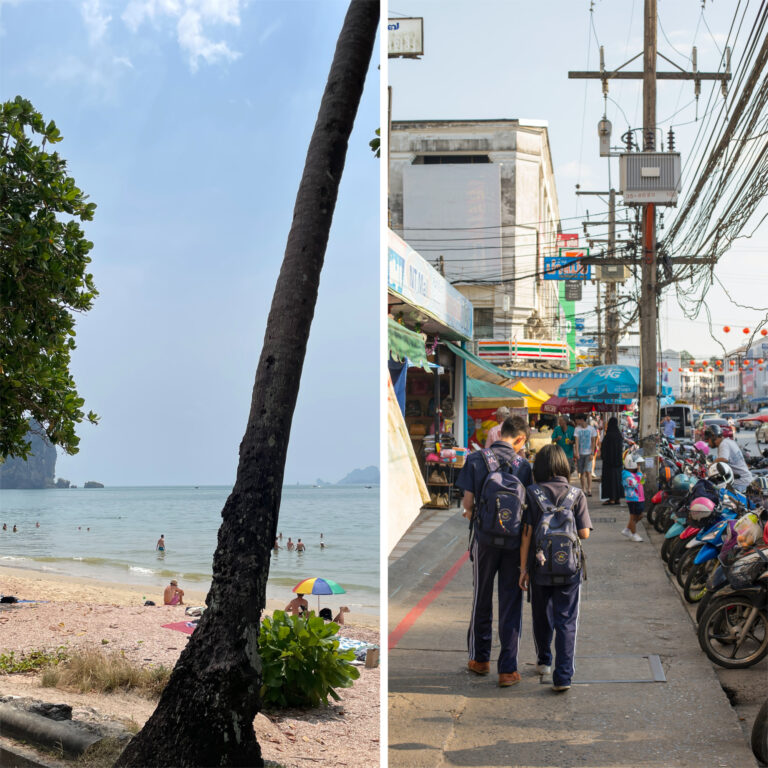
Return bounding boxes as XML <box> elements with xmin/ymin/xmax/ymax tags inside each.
<box><xmin>667</xmin><ymin>127</ymin><xmax>675</xmax><ymax>151</ymax></box>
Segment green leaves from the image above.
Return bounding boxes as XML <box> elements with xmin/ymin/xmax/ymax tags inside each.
<box><xmin>258</xmin><ymin>609</ymin><xmax>361</xmax><ymax>709</ymax></box>
<box><xmin>0</xmin><ymin>97</ymin><xmax>99</xmax><ymax>459</ymax></box>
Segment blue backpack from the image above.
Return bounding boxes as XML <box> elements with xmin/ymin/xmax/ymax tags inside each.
<box><xmin>474</xmin><ymin>449</ymin><xmax>526</xmax><ymax>550</ymax></box>
<box><xmin>530</xmin><ymin>485</ymin><xmax>584</xmax><ymax>585</ymax></box>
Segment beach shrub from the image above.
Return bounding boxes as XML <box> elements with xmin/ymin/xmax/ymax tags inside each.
<box><xmin>259</xmin><ymin>610</ymin><xmax>360</xmax><ymax>708</ymax></box>
<box><xmin>42</xmin><ymin>649</ymin><xmax>171</xmax><ymax>696</ymax></box>
<box><xmin>0</xmin><ymin>647</ymin><xmax>68</xmax><ymax>674</ymax></box>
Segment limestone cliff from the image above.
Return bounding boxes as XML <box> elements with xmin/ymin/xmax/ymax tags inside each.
<box><xmin>0</xmin><ymin>425</ymin><xmax>57</xmax><ymax>489</ymax></box>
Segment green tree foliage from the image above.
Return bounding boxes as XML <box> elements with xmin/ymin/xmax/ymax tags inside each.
<box><xmin>0</xmin><ymin>96</ymin><xmax>99</xmax><ymax>459</ymax></box>
<box><xmin>259</xmin><ymin>610</ymin><xmax>360</xmax><ymax>708</ymax></box>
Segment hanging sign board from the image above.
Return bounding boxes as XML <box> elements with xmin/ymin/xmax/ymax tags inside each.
<box><xmin>388</xmin><ymin>18</ymin><xmax>423</xmax><ymax>57</ymax></box>
<box><xmin>564</xmin><ymin>280</ymin><xmax>582</xmax><ymax>301</ymax></box>
<box><xmin>544</xmin><ymin>248</ymin><xmax>591</xmax><ymax>280</ymax></box>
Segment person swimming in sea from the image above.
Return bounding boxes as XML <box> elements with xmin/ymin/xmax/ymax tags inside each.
<box><xmin>296</xmin><ymin>539</ymin><xmax>306</xmax><ymax>552</ymax></box>
<box><xmin>156</xmin><ymin>534</ymin><xmax>166</xmax><ymax>552</ymax></box>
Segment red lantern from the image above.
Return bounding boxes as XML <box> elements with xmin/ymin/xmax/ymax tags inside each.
<box><xmin>724</xmin><ymin>326</ymin><xmax>731</xmax><ymax>333</ymax></box>
<box><xmin>678</xmin><ymin>367</ymin><xmax>683</xmax><ymax>372</ymax></box>
<box><xmin>744</xmin><ymin>360</ymin><xmax>750</xmax><ymax>367</ymax></box>
<box><xmin>709</xmin><ymin>367</ymin><xmax>713</xmax><ymax>372</ymax></box>
<box><xmin>743</xmin><ymin>328</ymin><xmax>750</xmax><ymax>334</ymax></box>
<box><xmin>698</xmin><ymin>367</ymin><xmax>703</xmax><ymax>372</ymax></box>
<box><xmin>667</xmin><ymin>367</ymin><xmax>672</xmax><ymax>372</ymax></box>
<box><xmin>759</xmin><ymin>359</ymin><xmax>765</xmax><ymax>364</ymax></box>
<box><xmin>762</xmin><ymin>329</ymin><xmax>768</xmax><ymax>337</ymax></box>
<box><xmin>689</xmin><ymin>367</ymin><xmax>694</xmax><ymax>372</ymax></box>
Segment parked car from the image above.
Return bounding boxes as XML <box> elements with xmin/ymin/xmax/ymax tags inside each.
<box><xmin>660</xmin><ymin>404</ymin><xmax>694</xmax><ymax>439</ymax></box>
<box><xmin>694</xmin><ymin>417</ymin><xmax>734</xmax><ymax>441</ymax></box>
<box><xmin>700</xmin><ymin>412</ymin><xmax>720</xmax><ymax>421</ymax></box>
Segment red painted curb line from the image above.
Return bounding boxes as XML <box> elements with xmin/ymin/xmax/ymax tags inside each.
<box><xmin>388</xmin><ymin>549</ymin><xmax>470</xmax><ymax>650</ymax></box>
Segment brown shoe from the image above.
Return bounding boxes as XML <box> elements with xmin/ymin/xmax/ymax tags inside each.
<box><xmin>498</xmin><ymin>671</ymin><xmax>521</xmax><ymax>687</ymax></box>
<box><xmin>467</xmin><ymin>660</ymin><xmax>490</xmax><ymax>675</ymax></box>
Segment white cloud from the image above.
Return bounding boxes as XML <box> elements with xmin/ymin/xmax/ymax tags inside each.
<box><xmin>81</xmin><ymin>0</ymin><xmax>112</xmax><ymax>44</ymax></box>
<box><xmin>122</xmin><ymin>0</ymin><xmax>244</xmax><ymax>71</ymax></box>
<box><xmin>113</xmin><ymin>55</ymin><xmax>134</xmax><ymax>68</ymax></box>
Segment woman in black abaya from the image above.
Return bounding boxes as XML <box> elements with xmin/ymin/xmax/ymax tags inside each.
<box><xmin>600</xmin><ymin>416</ymin><xmax>624</xmax><ymax>504</ymax></box>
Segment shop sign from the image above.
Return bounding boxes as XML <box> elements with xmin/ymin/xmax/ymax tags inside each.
<box><xmin>544</xmin><ymin>249</ymin><xmax>591</xmax><ymax>280</ymax></box>
<box><xmin>388</xmin><ymin>230</ymin><xmax>474</xmax><ymax>340</ymax></box>
<box><xmin>564</xmin><ymin>280</ymin><xmax>582</xmax><ymax>301</ymax></box>
<box><xmin>388</xmin><ymin>17</ymin><xmax>423</xmax><ymax>57</ymax></box>
<box><xmin>574</xmin><ymin>317</ymin><xmax>586</xmax><ymax>331</ymax></box>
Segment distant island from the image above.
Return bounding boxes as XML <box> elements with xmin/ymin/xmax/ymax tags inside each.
<box><xmin>0</xmin><ymin>423</ymin><xmax>57</xmax><ymax>489</ymax></box>
<box><xmin>336</xmin><ymin>465</ymin><xmax>379</xmax><ymax>485</ymax></box>
<box><xmin>84</xmin><ymin>481</ymin><xmax>105</xmax><ymax>488</ymax></box>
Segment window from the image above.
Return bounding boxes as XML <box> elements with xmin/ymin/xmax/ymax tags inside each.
<box><xmin>414</xmin><ymin>155</ymin><xmax>491</xmax><ymax>164</ymax></box>
<box><xmin>474</xmin><ymin>308</ymin><xmax>494</xmax><ymax>338</ymax></box>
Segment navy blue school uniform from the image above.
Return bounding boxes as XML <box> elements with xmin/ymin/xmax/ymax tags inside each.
<box><xmin>456</xmin><ymin>442</ymin><xmax>533</xmax><ymax>674</ymax></box>
<box><xmin>523</xmin><ymin>477</ymin><xmax>592</xmax><ymax>687</ymax></box>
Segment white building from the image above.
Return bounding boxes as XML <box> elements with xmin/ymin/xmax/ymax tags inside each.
<box><xmin>389</xmin><ymin>119</ymin><xmax>567</xmax><ymax>353</ymax></box>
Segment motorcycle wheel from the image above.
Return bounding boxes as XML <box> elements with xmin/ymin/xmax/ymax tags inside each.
<box><xmin>751</xmin><ymin>696</ymin><xmax>768</xmax><ymax>765</ymax></box>
<box><xmin>698</xmin><ymin>596</ymin><xmax>768</xmax><ymax>669</ymax></box>
<box><xmin>696</xmin><ymin>591</ymin><xmax>714</xmax><ymax>624</ymax></box>
<box><xmin>661</xmin><ymin>535</ymin><xmax>675</xmax><ymax>563</ymax></box>
<box><xmin>646</xmin><ymin>503</ymin><xmax>658</xmax><ymax>527</ymax></box>
<box><xmin>684</xmin><ymin>560</ymin><xmax>715</xmax><ymax>604</ymax></box>
<box><xmin>668</xmin><ymin>538</ymin><xmax>689</xmax><ymax>576</ymax></box>
<box><xmin>676</xmin><ymin>547</ymin><xmax>699</xmax><ymax>588</ymax></box>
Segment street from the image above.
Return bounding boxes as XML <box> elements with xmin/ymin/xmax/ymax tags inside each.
<box><xmin>388</xmin><ymin>487</ymin><xmax>761</xmax><ymax>767</ymax></box>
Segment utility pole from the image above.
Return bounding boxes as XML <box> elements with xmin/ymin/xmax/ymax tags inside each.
<box><xmin>605</xmin><ymin>188</ymin><xmax>618</xmax><ymax>364</ymax></box>
<box><xmin>596</xmin><ymin>280</ymin><xmax>603</xmax><ymax>364</ymax></box>
<box><xmin>568</xmin><ymin>0</ymin><xmax>729</xmax><ymax>496</ymax></box>
<box><xmin>639</xmin><ymin>0</ymin><xmax>659</xmax><ymax>494</ymax></box>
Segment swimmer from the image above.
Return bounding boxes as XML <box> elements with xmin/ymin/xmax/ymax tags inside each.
<box><xmin>156</xmin><ymin>534</ymin><xmax>166</xmax><ymax>552</ymax></box>
<box><xmin>2</xmin><ymin>524</ymin><xmax>6</xmax><ymax>531</ymax></box>
<box><xmin>287</xmin><ymin>537</ymin><xmax>295</xmax><ymax>551</ymax></box>
<box><xmin>35</xmin><ymin>522</ymin><xmax>40</xmax><ymax>528</ymax></box>
<box><xmin>273</xmin><ymin>538</ymin><xmax>281</xmax><ymax>551</ymax></box>
<box><xmin>284</xmin><ymin>593</ymin><xmax>308</xmax><ymax>616</ymax></box>
<box><xmin>320</xmin><ymin>532</ymin><xmax>326</xmax><ymax>549</ymax></box>
<box><xmin>296</xmin><ymin>539</ymin><xmax>306</xmax><ymax>552</ymax></box>
<box><xmin>279</xmin><ymin>532</ymin><xmax>283</xmax><ymax>541</ymax></box>
<box><xmin>12</xmin><ymin>525</ymin><xmax>17</xmax><ymax>533</ymax></box>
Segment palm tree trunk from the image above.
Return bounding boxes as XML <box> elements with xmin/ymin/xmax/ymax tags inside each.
<box><xmin>114</xmin><ymin>2</ymin><xmax>378</xmax><ymax>765</ymax></box>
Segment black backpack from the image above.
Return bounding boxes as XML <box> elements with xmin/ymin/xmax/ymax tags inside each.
<box><xmin>530</xmin><ymin>485</ymin><xmax>584</xmax><ymax>585</ymax></box>
<box><xmin>473</xmin><ymin>449</ymin><xmax>526</xmax><ymax>550</ymax></box>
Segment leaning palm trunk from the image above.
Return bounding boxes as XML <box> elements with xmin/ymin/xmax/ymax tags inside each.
<box><xmin>114</xmin><ymin>3</ymin><xmax>378</xmax><ymax>765</ymax></box>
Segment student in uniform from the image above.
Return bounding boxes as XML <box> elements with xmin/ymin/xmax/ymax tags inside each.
<box><xmin>519</xmin><ymin>444</ymin><xmax>592</xmax><ymax>692</ymax></box>
<box><xmin>456</xmin><ymin>415</ymin><xmax>533</xmax><ymax>687</ymax></box>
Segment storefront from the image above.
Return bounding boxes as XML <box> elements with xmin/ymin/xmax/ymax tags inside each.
<box><xmin>387</xmin><ymin>231</ymin><xmax>474</xmax><ymax>552</ymax></box>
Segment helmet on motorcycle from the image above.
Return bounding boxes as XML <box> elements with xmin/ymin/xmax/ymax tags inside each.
<box><xmin>660</xmin><ymin>464</ymin><xmax>674</xmax><ymax>483</ymax></box>
<box><xmin>703</xmin><ymin>423</ymin><xmax>723</xmax><ymax>440</ymax></box>
<box><xmin>624</xmin><ymin>454</ymin><xmax>638</xmax><ymax>470</ymax></box>
<box><xmin>727</xmin><ymin>550</ymin><xmax>768</xmax><ymax>590</ymax></box>
<box><xmin>707</xmin><ymin>461</ymin><xmax>734</xmax><ymax>488</ymax></box>
<box><xmin>688</xmin><ymin>496</ymin><xmax>716</xmax><ymax>521</ymax></box>
<box><xmin>751</xmin><ymin>476</ymin><xmax>768</xmax><ymax>496</ymax></box>
<box><xmin>693</xmin><ymin>440</ymin><xmax>710</xmax><ymax>455</ymax></box>
<box><xmin>670</xmin><ymin>474</ymin><xmax>696</xmax><ymax>494</ymax></box>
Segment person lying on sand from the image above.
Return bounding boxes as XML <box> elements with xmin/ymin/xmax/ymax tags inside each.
<box><xmin>164</xmin><ymin>579</ymin><xmax>185</xmax><ymax>605</ymax></box>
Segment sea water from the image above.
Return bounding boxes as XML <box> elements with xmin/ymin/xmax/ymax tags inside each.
<box><xmin>0</xmin><ymin>485</ymin><xmax>379</xmax><ymax>614</ymax></box>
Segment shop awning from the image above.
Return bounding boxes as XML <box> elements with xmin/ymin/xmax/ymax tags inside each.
<box><xmin>388</xmin><ymin>318</ymin><xmax>431</xmax><ymax>372</ymax></box>
<box><xmin>468</xmin><ymin>378</ymin><xmax>526</xmax><ymax>400</ymax></box>
<box><xmin>443</xmin><ymin>340</ymin><xmax>514</xmax><ymax>385</ymax></box>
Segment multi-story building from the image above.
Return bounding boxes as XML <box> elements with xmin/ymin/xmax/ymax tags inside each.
<box><xmin>724</xmin><ymin>342</ymin><xmax>768</xmax><ymax>410</ymax></box>
<box><xmin>389</xmin><ymin>119</ymin><xmax>572</xmax><ymax>382</ymax></box>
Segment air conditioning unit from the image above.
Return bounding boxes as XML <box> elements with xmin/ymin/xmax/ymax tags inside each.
<box><xmin>619</xmin><ymin>152</ymin><xmax>681</xmax><ymax>205</ymax></box>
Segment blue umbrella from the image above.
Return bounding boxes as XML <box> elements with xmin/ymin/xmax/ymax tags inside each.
<box><xmin>559</xmin><ymin>365</ymin><xmax>671</xmax><ymax>403</ymax></box>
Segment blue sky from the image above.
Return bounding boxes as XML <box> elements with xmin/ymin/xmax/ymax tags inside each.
<box><xmin>1</xmin><ymin>0</ymin><xmax>380</xmax><ymax>485</ymax></box>
<box><xmin>389</xmin><ymin>0</ymin><xmax>768</xmax><ymax>358</ymax></box>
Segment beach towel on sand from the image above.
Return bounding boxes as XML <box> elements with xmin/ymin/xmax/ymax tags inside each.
<box><xmin>162</xmin><ymin>620</ymin><xmax>199</xmax><ymax>635</ymax></box>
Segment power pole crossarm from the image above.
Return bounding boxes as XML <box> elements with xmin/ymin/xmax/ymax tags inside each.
<box><xmin>568</xmin><ymin>70</ymin><xmax>729</xmax><ymax>80</ymax></box>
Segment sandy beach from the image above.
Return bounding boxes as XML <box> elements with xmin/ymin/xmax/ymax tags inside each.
<box><xmin>0</xmin><ymin>565</ymin><xmax>380</xmax><ymax>766</ymax></box>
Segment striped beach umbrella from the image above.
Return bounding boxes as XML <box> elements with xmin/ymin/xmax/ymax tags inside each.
<box><xmin>293</xmin><ymin>577</ymin><xmax>346</xmax><ymax>613</ymax></box>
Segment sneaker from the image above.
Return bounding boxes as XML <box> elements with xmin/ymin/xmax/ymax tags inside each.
<box><xmin>620</xmin><ymin>528</ymin><xmax>633</xmax><ymax>539</ymax></box>
<box><xmin>467</xmin><ymin>660</ymin><xmax>490</xmax><ymax>675</ymax></box>
<box><xmin>535</xmin><ymin>664</ymin><xmax>552</xmax><ymax>676</ymax></box>
<box><xmin>630</xmin><ymin>533</ymin><xmax>643</xmax><ymax>542</ymax></box>
<box><xmin>552</xmin><ymin>684</ymin><xmax>571</xmax><ymax>692</ymax></box>
<box><xmin>498</xmin><ymin>671</ymin><xmax>521</xmax><ymax>687</ymax></box>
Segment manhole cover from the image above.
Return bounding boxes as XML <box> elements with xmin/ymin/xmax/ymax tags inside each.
<box><xmin>540</xmin><ymin>654</ymin><xmax>666</xmax><ymax>684</ymax></box>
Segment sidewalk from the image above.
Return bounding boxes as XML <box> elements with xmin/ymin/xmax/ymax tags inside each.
<box><xmin>388</xmin><ymin>495</ymin><xmax>758</xmax><ymax>768</ymax></box>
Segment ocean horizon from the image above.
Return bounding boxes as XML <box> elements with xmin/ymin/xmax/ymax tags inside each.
<box><xmin>0</xmin><ymin>484</ymin><xmax>379</xmax><ymax>614</ymax></box>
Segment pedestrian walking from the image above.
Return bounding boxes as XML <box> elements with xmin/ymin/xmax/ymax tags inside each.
<box><xmin>551</xmin><ymin>415</ymin><xmax>575</xmax><ymax>477</ymax></box>
<box><xmin>600</xmin><ymin>416</ymin><xmax>624</xmax><ymax>505</ymax></box>
<box><xmin>457</xmin><ymin>416</ymin><xmax>533</xmax><ymax>687</ymax></box>
<box><xmin>621</xmin><ymin>455</ymin><xmax>645</xmax><ymax>542</ymax></box>
<box><xmin>590</xmin><ymin>416</ymin><xmax>601</xmax><ymax>479</ymax></box>
<box><xmin>573</xmin><ymin>416</ymin><xmax>596</xmax><ymax>496</ymax></box>
<box><xmin>484</xmin><ymin>406</ymin><xmax>510</xmax><ymax>449</ymax></box>
<box><xmin>519</xmin><ymin>444</ymin><xmax>592</xmax><ymax>692</ymax></box>
<box><xmin>662</xmin><ymin>414</ymin><xmax>676</xmax><ymax>441</ymax></box>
